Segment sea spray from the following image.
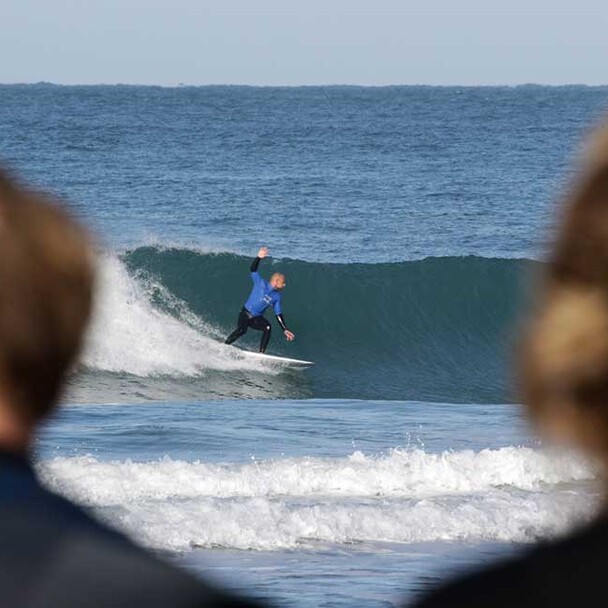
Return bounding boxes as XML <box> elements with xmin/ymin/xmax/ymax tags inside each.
<box><xmin>82</xmin><ymin>252</ymin><xmax>269</xmax><ymax>376</ymax></box>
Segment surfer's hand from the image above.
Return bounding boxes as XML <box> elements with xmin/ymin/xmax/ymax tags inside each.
<box><xmin>284</xmin><ymin>330</ymin><xmax>295</xmax><ymax>341</ymax></box>
<box><xmin>258</xmin><ymin>247</ymin><xmax>269</xmax><ymax>258</ymax></box>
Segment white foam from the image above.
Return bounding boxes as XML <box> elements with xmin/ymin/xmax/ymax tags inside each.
<box><xmin>81</xmin><ymin>252</ymin><xmax>268</xmax><ymax>376</ymax></box>
<box><xmin>92</xmin><ymin>489</ymin><xmax>591</xmax><ymax>552</ymax></box>
<box><xmin>39</xmin><ymin>446</ymin><xmax>599</xmax><ymax>552</ymax></box>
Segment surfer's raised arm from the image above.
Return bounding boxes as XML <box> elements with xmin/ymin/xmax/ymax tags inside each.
<box><xmin>250</xmin><ymin>246</ymin><xmax>269</xmax><ymax>274</ymax></box>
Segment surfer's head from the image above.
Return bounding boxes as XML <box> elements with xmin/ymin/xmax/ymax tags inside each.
<box><xmin>270</xmin><ymin>272</ymin><xmax>286</xmax><ymax>290</ymax></box>
<box><xmin>520</xmin><ymin>121</ymin><xmax>608</xmax><ymax>458</ymax></box>
<box><xmin>0</xmin><ymin>169</ymin><xmax>94</xmax><ymax>445</ymax></box>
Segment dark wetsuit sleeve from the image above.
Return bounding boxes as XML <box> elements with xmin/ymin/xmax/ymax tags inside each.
<box><xmin>276</xmin><ymin>314</ymin><xmax>288</xmax><ymax>331</ymax></box>
<box><xmin>250</xmin><ymin>257</ymin><xmax>261</xmax><ymax>272</ymax></box>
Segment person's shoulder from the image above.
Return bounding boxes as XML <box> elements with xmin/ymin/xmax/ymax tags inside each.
<box><xmin>409</xmin><ymin>516</ymin><xmax>608</xmax><ymax>608</ymax></box>
<box><xmin>0</xmin><ymin>492</ymin><xmax>262</xmax><ymax>607</ymax></box>
<box><xmin>43</xmin><ymin>522</ymin><xmax>260</xmax><ymax>607</ymax></box>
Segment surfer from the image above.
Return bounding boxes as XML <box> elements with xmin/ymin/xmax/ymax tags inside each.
<box><xmin>224</xmin><ymin>247</ymin><xmax>295</xmax><ymax>353</ymax></box>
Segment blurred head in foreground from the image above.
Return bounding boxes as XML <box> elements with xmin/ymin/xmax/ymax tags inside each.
<box><xmin>410</xmin><ymin>122</ymin><xmax>608</xmax><ymax>608</ymax></box>
<box><xmin>0</xmin><ymin>170</ymin><xmax>93</xmax><ymax>451</ymax></box>
<box><xmin>521</xmin><ymin>123</ymin><xmax>608</xmax><ymax>462</ymax></box>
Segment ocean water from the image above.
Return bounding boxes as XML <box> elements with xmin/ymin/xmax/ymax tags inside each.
<box><xmin>3</xmin><ymin>84</ymin><xmax>608</xmax><ymax>606</ymax></box>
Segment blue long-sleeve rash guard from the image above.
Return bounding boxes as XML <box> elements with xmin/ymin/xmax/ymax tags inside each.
<box><xmin>244</xmin><ymin>258</ymin><xmax>287</xmax><ymax>331</ymax></box>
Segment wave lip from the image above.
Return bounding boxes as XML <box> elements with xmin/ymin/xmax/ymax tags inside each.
<box><xmin>40</xmin><ymin>447</ymin><xmax>598</xmax><ymax>552</ymax></box>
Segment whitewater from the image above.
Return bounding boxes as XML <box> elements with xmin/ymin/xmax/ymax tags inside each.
<box><xmin>36</xmin><ymin>397</ymin><xmax>602</xmax><ymax>606</ymax></box>
<box><xmin>40</xmin><ymin>447</ymin><xmax>596</xmax><ymax>552</ymax></box>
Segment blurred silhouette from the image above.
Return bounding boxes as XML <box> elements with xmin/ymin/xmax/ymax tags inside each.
<box><xmin>408</xmin><ymin>121</ymin><xmax>608</xmax><ymax>607</ymax></box>
<box><xmin>0</xmin><ymin>170</ymin><xmax>260</xmax><ymax>607</ymax></box>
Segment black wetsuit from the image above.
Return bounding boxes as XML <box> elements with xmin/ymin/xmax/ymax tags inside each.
<box><xmin>225</xmin><ymin>256</ymin><xmax>289</xmax><ymax>353</ymax></box>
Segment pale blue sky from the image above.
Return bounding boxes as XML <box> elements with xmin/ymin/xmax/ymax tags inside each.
<box><xmin>2</xmin><ymin>0</ymin><xmax>607</xmax><ymax>86</ymax></box>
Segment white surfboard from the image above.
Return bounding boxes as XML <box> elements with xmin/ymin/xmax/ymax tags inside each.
<box><xmin>236</xmin><ymin>349</ymin><xmax>314</xmax><ymax>368</ymax></box>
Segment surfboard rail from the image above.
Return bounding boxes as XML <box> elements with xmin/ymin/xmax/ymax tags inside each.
<box><xmin>233</xmin><ymin>349</ymin><xmax>314</xmax><ymax>368</ymax></box>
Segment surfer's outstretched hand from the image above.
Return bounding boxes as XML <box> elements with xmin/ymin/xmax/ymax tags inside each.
<box><xmin>257</xmin><ymin>246</ymin><xmax>269</xmax><ymax>258</ymax></box>
<box><xmin>284</xmin><ymin>330</ymin><xmax>295</xmax><ymax>341</ymax></box>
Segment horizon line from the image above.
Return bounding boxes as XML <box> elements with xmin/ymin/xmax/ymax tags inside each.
<box><xmin>1</xmin><ymin>81</ymin><xmax>607</xmax><ymax>89</ymax></box>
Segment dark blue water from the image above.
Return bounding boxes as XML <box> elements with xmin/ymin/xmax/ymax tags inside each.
<box><xmin>2</xmin><ymin>85</ymin><xmax>607</xmax><ymax>261</ymax></box>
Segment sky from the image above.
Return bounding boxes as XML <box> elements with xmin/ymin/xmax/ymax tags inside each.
<box><xmin>2</xmin><ymin>0</ymin><xmax>607</xmax><ymax>86</ymax></box>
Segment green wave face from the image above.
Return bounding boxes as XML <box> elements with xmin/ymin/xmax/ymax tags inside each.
<box><xmin>121</xmin><ymin>248</ymin><xmax>537</xmax><ymax>403</ymax></box>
